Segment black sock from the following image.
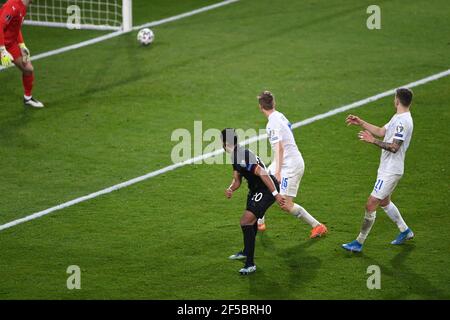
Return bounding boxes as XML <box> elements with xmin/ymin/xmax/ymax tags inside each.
<box><xmin>241</xmin><ymin>225</ymin><xmax>255</xmax><ymax>267</ymax></box>
<box><xmin>253</xmin><ymin>222</ymin><xmax>258</xmax><ymax>236</ymax></box>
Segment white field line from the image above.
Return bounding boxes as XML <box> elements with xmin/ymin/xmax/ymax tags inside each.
<box><xmin>0</xmin><ymin>0</ymin><xmax>240</xmax><ymax>72</ymax></box>
<box><xmin>1</xmin><ymin>68</ymin><xmax>449</xmax><ymax>232</ymax></box>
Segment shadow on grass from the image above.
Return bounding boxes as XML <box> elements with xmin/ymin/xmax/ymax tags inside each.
<box><xmin>386</xmin><ymin>244</ymin><xmax>449</xmax><ymax>299</ymax></box>
<box><xmin>0</xmin><ymin>108</ymin><xmax>38</xmax><ymax>148</ymax></box>
<box><xmin>246</xmin><ymin>234</ymin><xmax>322</xmax><ymax>299</ymax></box>
<box><xmin>350</xmin><ymin>244</ymin><xmax>450</xmax><ymax>299</ymax></box>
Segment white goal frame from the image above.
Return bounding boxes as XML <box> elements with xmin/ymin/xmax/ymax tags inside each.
<box><xmin>24</xmin><ymin>0</ymin><xmax>133</xmax><ymax>31</ymax></box>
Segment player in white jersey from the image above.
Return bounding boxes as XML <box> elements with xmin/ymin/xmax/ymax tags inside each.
<box><xmin>342</xmin><ymin>88</ymin><xmax>415</xmax><ymax>253</ymax></box>
<box><xmin>256</xmin><ymin>91</ymin><xmax>328</xmax><ymax>238</ymax></box>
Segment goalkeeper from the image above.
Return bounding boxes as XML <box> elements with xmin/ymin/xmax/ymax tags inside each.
<box><xmin>0</xmin><ymin>0</ymin><xmax>44</xmax><ymax>108</ymax></box>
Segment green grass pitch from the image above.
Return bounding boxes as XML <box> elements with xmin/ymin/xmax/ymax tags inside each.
<box><xmin>0</xmin><ymin>0</ymin><xmax>449</xmax><ymax>299</ymax></box>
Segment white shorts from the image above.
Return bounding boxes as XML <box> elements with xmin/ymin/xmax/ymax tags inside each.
<box><xmin>269</xmin><ymin>163</ymin><xmax>304</xmax><ymax>197</ymax></box>
<box><xmin>370</xmin><ymin>172</ymin><xmax>402</xmax><ymax>200</ymax></box>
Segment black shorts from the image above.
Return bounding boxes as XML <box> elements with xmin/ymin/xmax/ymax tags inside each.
<box><xmin>246</xmin><ymin>182</ymin><xmax>279</xmax><ymax>219</ymax></box>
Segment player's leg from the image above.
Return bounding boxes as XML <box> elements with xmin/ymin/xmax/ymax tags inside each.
<box><xmin>342</xmin><ymin>195</ymin><xmax>379</xmax><ymax>252</ymax></box>
<box><xmin>236</xmin><ymin>189</ymin><xmax>276</xmax><ymax>275</ymax></box>
<box><xmin>238</xmin><ymin>210</ymin><xmax>257</xmax><ymax>275</ymax></box>
<box><xmin>280</xmin><ymin>173</ymin><xmax>327</xmax><ymax>238</ymax></box>
<box><xmin>357</xmin><ymin>195</ymin><xmax>380</xmax><ymax>244</ymax></box>
<box><xmin>380</xmin><ymin>196</ymin><xmax>414</xmax><ymax>245</ymax></box>
<box><xmin>13</xmin><ymin>54</ymin><xmax>44</xmax><ymax>108</ymax></box>
<box><xmin>257</xmin><ymin>162</ymin><xmax>278</xmax><ymax>231</ymax></box>
<box><xmin>257</xmin><ymin>215</ymin><xmax>266</xmax><ymax>232</ymax></box>
<box><xmin>229</xmin><ymin>210</ymin><xmax>258</xmax><ymax>262</ymax></box>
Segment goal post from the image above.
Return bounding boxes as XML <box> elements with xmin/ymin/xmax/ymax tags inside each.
<box><xmin>24</xmin><ymin>0</ymin><xmax>133</xmax><ymax>31</ymax></box>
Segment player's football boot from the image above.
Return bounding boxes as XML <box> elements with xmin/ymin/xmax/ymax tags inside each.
<box><xmin>391</xmin><ymin>228</ymin><xmax>414</xmax><ymax>245</ymax></box>
<box><xmin>239</xmin><ymin>265</ymin><xmax>256</xmax><ymax>275</ymax></box>
<box><xmin>229</xmin><ymin>251</ymin><xmax>246</xmax><ymax>260</ymax></box>
<box><xmin>257</xmin><ymin>222</ymin><xmax>266</xmax><ymax>232</ymax></box>
<box><xmin>342</xmin><ymin>240</ymin><xmax>363</xmax><ymax>252</ymax></box>
<box><xmin>24</xmin><ymin>97</ymin><xmax>44</xmax><ymax>108</ymax></box>
<box><xmin>310</xmin><ymin>224</ymin><xmax>328</xmax><ymax>238</ymax></box>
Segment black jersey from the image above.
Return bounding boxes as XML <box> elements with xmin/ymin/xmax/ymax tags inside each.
<box><xmin>231</xmin><ymin>146</ymin><xmax>275</xmax><ymax>192</ymax></box>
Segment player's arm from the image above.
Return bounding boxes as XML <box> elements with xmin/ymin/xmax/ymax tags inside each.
<box><xmin>268</xmin><ymin>127</ymin><xmax>283</xmax><ymax>182</ymax></box>
<box><xmin>0</xmin><ymin>4</ymin><xmax>14</xmax><ymax>67</ymax></box>
<box><xmin>346</xmin><ymin>114</ymin><xmax>386</xmax><ymax>137</ymax></box>
<box><xmin>358</xmin><ymin>130</ymin><xmax>403</xmax><ymax>153</ymax></box>
<box><xmin>272</xmin><ymin>141</ymin><xmax>284</xmax><ymax>182</ymax></box>
<box><xmin>225</xmin><ymin>170</ymin><xmax>241</xmax><ymax>199</ymax></box>
<box><xmin>17</xmin><ymin>30</ymin><xmax>30</xmax><ymax>63</ymax></box>
<box><xmin>253</xmin><ymin>164</ymin><xmax>285</xmax><ymax>206</ymax></box>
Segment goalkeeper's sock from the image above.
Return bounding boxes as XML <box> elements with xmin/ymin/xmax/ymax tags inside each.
<box><xmin>23</xmin><ymin>73</ymin><xmax>34</xmax><ymax>97</ymax></box>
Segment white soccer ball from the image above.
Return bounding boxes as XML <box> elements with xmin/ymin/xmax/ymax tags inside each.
<box><xmin>137</xmin><ymin>28</ymin><xmax>155</xmax><ymax>46</ymax></box>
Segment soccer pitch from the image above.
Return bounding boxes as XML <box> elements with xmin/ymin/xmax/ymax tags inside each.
<box><xmin>0</xmin><ymin>0</ymin><xmax>449</xmax><ymax>299</ymax></box>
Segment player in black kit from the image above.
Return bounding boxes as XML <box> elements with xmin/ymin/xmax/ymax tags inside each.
<box><xmin>221</xmin><ymin>128</ymin><xmax>284</xmax><ymax>275</ymax></box>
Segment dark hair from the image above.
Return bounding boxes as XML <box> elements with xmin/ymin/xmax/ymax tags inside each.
<box><xmin>396</xmin><ymin>88</ymin><xmax>413</xmax><ymax>107</ymax></box>
<box><xmin>221</xmin><ymin>128</ymin><xmax>238</xmax><ymax>147</ymax></box>
<box><xmin>258</xmin><ymin>90</ymin><xmax>275</xmax><ymax>110</ymax></box>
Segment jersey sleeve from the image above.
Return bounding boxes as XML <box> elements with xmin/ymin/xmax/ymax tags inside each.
<box><xmin>393</xmin><ymin>120</ymin><xmax>407</xmax><ymax>141</ymax></box>
<box><xmin>0</xmin><ymin>3</ymin><xmax>14</xmax><ymax>46</ymax></box>
<box><xmin>17</xmin><ymin>30</ymin><xmax>23</xmax><ymax>43</ymax></box>
<box><xmin>267</xmin><ymin>120</ymin><xmax>282</xmax><ymax>146</ymax></box>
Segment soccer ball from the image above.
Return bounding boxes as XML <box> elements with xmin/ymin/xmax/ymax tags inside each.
<box><xmin>137</xmin><ymin>28</ymin><xmax>155</xmax><ymax>46</ymax></box>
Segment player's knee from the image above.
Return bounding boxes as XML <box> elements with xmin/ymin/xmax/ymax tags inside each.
<box><xmin>23</xmin><ymin>63</ymin><xmax>34</xmax><ymax>74</ymax></box>
<box><xmin>240</xmin><ymin>213</ymin><xmax>255</xmax><ymax>226</ymax></box>
<box><xmin>365</xmin><ymin>198</ymin><xmax>378</xmax><ymax>212</ymax></box>
<box><xmin>281</xmin><ymin>197</ymin><xmax>294</xmax><ymax>212</ymax></box>
<box><xmin>379</xmin><ymin>197</ymin><xmax>390</xmax><ymax>208</ymax></box>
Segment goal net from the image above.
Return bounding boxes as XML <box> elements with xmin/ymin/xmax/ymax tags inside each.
<box><xmin>24</xmin><ymin>0</ymin><xmax>132</xmax><ymax>31</ymax></box>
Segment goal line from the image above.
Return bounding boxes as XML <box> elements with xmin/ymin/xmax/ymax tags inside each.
<box><xmin>0</xmin><ymin>0</ymin><xmax>240</xmax><ymax>72</ymax></box>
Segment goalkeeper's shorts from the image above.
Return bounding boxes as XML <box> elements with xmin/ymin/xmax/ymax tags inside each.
<box><xmin>5</xmin><ymin>42</ymin><xmax>22</xmax><ymax>61</ymax></box>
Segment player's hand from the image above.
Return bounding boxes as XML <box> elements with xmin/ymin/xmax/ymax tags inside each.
<box><xmin>19</xmin><ymin>43</ymin><xmax>30</xmax><ymax>63</ymax></box>
<box><xmin>358</xmin><ymin>130</ymin><xmax>375</xmax><ymax>144</ymax></box>
<box><xmin>225</xmin><ymin>188</ymin><xmax>233</xmax><ymax>199</ymax></box>
<box><xmin>275</xmin><ymin>194</ymin><xmax>285</xmax><ymax>207</ymax></box>
<box><xmin>0</xmin><ymin>46</ymin><xmax>13</xmax><ymax>67</ymax></box>
<box><xmin>346</xmin><ymin>114</ymin><xmax>363</xmax><ymax>126</ymax></box>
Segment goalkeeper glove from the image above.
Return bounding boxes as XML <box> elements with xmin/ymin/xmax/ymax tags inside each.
<box><xmin>0</xmin><ymin>46</ymin><xmax>13</xmax><ymax>67</ymax></box>
<box><xmin>19</xmin><ymin>43</ymin><xmax>31</xmax><ymax>63</ymax></box>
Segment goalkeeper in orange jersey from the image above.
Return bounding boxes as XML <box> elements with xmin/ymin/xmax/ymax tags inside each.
<box><xmin>0</xmin><ymin>0</ymin><xmax>44</xmax><ymax>108</ymax></box>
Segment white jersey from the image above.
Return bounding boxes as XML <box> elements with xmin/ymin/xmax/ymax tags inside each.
<box><xmin>378</xmin><ymin>111</ymin><xmax>414</xmax><ymax>175</ymax></box>
<box><xmin>266</xmin><ymin>110</ymin><xmax>304</xmax><ymax>177</ymax></box>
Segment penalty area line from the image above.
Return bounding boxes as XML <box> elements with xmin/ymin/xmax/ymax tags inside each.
<box><xmin>0</xmin><ymin>0</ymin><xmax>240</xmax><ymax>72</ymax></box>
<box><xmin>0</xmin><ymin>68</ymin><xmax>449</xmax><ymax>232</ymax></box>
